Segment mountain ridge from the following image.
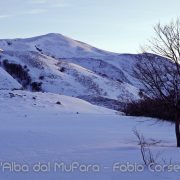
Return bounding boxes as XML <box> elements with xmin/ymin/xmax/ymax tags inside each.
<box><xmin>0</xmin><ymin>33</ymin><xmax>143</xmax><ymax>109</ymax></box>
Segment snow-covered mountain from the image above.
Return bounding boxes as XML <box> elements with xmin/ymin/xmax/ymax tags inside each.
<box><xmin>0</xmin><ymin>33</ymin><xmax>142</xmax><ymax>109</ymax></box>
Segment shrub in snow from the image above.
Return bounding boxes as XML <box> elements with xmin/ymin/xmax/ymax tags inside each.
<box><xmin>9</xmin><ymin>93</ymin><xmax>15</xmax><ymax>98</ymax></box>
<box><xmin>31</xmin><ymin>82</ymin><xmax>42</xmax><ymax>92</ymax></box>
<box><xmin>56</xmin><ymin>101</ymin><xmax>61</xmax><ymax>105</ymax></box>
<box><xmin>35</xmin><ymin>45</ymin><xmax>42</xmax><ymax>52</ymax></box>
<box><xmin>39</xmin><ymin>75</ymin><xmax>45</xmax><ymax>80</ymax></box>
<box><xmin>59</xmin><ymin>67</ymin><xmax>65</xmax><ymax>72</ymax></box>
<box><xmin>7</xmin><ymin>41</ymin><xmax>12</xmax><ymax>46</ymax></box>
<box><xmin>3</xmin><ymin>60</ymin><xmax>32</xmax><ymax>88</ymax></box>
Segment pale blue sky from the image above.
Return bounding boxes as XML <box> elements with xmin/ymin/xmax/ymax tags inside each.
<box><xmin>0</xmin><ymin>0</ymin><xmax>180</xmax><ymax>53</ymax></box>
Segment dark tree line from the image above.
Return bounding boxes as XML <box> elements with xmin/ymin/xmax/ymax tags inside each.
<box><xmin>2</xmin><ymin>60</ymin><xmax>42</xmax><ymax>92</ymax></box>
<box><xmin>3</xmin><ymin>59</ymin><xmax>31</xmax><ymax>88</ymax></box>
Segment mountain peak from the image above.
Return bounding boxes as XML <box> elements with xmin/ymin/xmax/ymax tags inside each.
<box><xmin>0</xmin><ymin>33</ymin><xmax>115</xmax><ymax>58</ymax></box>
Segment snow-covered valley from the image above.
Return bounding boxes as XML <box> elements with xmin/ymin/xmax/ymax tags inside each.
<box><xmin>0</xmin><ymin>90</ymin><xmax>179</xmax><ymax>180</ymax></box>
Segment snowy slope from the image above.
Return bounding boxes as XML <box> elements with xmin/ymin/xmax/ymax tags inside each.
<box><xmin>0</xmin><ymin>90</ymin><xmax>178</xmax><ymax>180</ymax></box>
<box><xmin>0</xmin><ymin>50</ymin><xmax>139</xmax><ymax>105</ymax></box>
<box><xmin>0</xmin><ymin>90</ymin><xmax>115</xmax><ymax>114</ymax></box>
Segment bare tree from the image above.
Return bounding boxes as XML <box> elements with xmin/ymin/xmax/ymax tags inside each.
<box><xmin>135</xmin><ymin>18</ymin><xmax>180</xmax><ymax>147</ymax></box>
<box><xmin>133</xmin><ymin>129</ymin><xmax>171</xmax><ymax>167</ymax></box>
<box><xmin>133</xmin><ymin>129</ymin><xmax>156</xmax><ymax>166</ymax></box>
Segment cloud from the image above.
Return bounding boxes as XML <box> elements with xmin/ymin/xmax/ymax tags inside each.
<box><xmin>25</xmin><ymin>1</ymin><xmax>68</xmax><ymax>15</ymax></box>
<box><xmin>0</xmin><ymin>15</ymin><xmax>12</xmax><ymax>19</ymax></box>
<box><xmin>29</xmin><ymin>0</ymin><xmax>49</xmax><ymax>4</ymax></box>
<box><xmin>28</xmin><ymin>0</ymin><xmax>68</xmax><ymax>8</ymax></box>
<box><xmin>0</xmin><ymin>0</ymin><xmax>69</xmax><ymax>20</ymax></box>
<box><xmin>51</xmin><ymin>2</ymin><xmax>68</xmax><ymax>8</ymax></box>
<box><xmin>24</xmin><ymin>9</ymin><xmax>47</xmax><ymax>15</ymax></box>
